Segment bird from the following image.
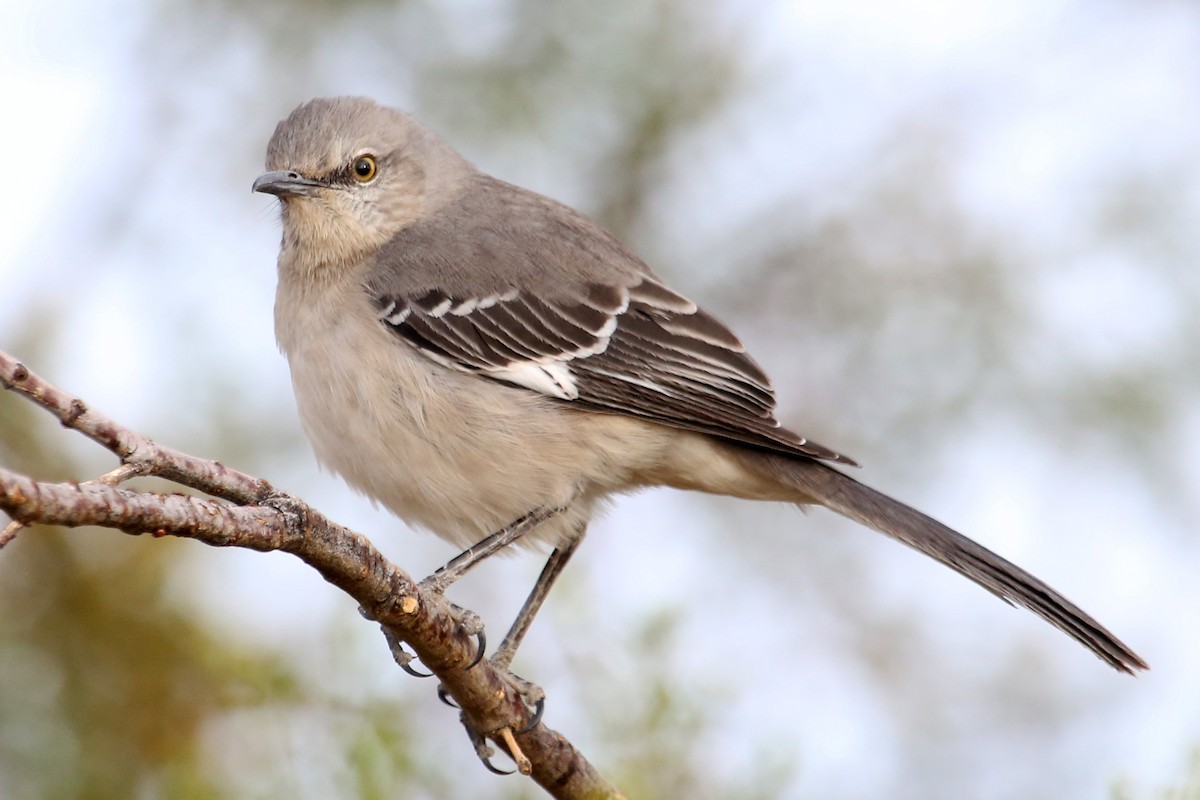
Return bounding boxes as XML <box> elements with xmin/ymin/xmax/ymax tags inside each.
<box><xmin>253</xmin><ymin>96</ymin><xmax>1147</xmax><ymax>703</ymax></box>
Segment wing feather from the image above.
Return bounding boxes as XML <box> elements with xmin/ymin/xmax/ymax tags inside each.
<box><xmin>372</xmin><ymin>275</ymin><xmax>855</xmax><ymax>465</ymax></box>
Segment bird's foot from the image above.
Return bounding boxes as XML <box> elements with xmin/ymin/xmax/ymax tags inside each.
<box><xmin>435</xmin><ymin>650</ymin><xmax>543</xmax><ymax>734</ymax></box>
<box><xmin>450</xmin><ymin>605</ymin><xmax>488</xmax><ymax>670</ymax></box>
<box><xmin>418</xmin><ymin>569</ymin><xmax>453</xmax><ymax>596</ymax></box>
<box><xmin>490</xmin><ymin>658</ymin><xmax>546</xmax><ymax>734</ymax></box>
<box><xmin>375</xmin><ymin>602</ymin><xmax>486</xmax><ymax>679</ymax></box>
<box><xmin>452</xmin><ymin>660</ymin><xmax>544</xmax><ymax>776</ymax></box>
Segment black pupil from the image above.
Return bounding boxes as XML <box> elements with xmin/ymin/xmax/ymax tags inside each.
<box><xmin>355</xmin><ymin>159</ymin><xmax>372</xmax><ymax>176</ymax></box>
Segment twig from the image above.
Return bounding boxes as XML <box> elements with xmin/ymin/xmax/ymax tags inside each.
<box><xmin>0</xmin><ymin>350</ymin><xmax>269</xmax><ymax>504</ymax></box>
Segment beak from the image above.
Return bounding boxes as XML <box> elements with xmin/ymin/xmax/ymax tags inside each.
<box><xmin>252</xmin><ymin>170</ymin><xmax>324</xmax><ymax>198</ymax></box>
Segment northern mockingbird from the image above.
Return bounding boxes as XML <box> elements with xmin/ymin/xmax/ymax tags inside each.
<box><xmin>253</xmin><ymin>97</ymin><xmax>1146</xmax><ymax>698</ymax></box>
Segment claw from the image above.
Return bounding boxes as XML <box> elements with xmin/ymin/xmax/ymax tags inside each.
<box><xmin>448</xmin><ymin>607</ymin><xmax>486</xmax><ymax>670</ymax></box>
<box><xmin>481</xmin><ymin>756</ymin><xmax>516</xmax><ymax>776</ymax></box>
<box><xmin>484</xmin><ymin>659</ymin><xmax>545</xmax><ymax>734</ymax></box>
<box><xmin>465</xmin><ymin>628</ymin><xmax>486</xmax><ymax>670</ymax></box>
<box><xmin>400</xmin><ymin>659</ymin><xmax>434</xmax><ymax>679</ymax></box>
<box><xmin>382</xmin><ymin>625</ymin><xmax>434</xmax><ymax>678</ymax></box>
<box><xmin>517</xmin><ymin>696</ymin><xmax>545</xmax><ymax>734</ymax></box>
<box><xmin>437</xmin><ymin>684</ymin><xmax>460</xmax><ymax>709</ymax></box>
<box><xmin>467</xmin><ymin>719</ymin><xmax>517</xmax><ymax>776</ymax></box>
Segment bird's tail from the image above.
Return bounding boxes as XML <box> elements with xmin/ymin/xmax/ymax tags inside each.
<box><xmin>730</xmin><ymin>447</ymin><xmax>1148</xmax><ymax>674</ymax></box>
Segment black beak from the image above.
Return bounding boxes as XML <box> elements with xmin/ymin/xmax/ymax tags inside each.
<box><xmin>252</xmin><ymin>170</ymin><xmax>324</xmax><ymax>198</ymax></box>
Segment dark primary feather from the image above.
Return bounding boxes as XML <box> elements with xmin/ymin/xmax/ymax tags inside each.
<box><xmin>366</xmin><ymin>175</ymin><xmax>854</xmax><ymax>464</ymax></box>
<box><xmin>744</xmin><ymin>450</ymin><xmax>1150</xmax><ymax>674</ymax></box>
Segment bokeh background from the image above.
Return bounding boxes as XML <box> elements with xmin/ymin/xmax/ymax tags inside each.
<box><xmin>1</xmin><ymin>1</ymin><xmax>1197</xmax><ymax>798</ymax></box>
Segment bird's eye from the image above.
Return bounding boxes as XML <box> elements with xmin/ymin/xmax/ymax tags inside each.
<box><xmin>352</xmin><ymin>155</ymin><xmax>377</xmax><ymax>182</ymax></box>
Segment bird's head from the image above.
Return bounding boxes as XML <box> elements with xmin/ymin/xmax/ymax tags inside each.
<box><xmin>254</xmin><ymin>96</ymin><xmax>471</xmax><ymax>271</ymax></box>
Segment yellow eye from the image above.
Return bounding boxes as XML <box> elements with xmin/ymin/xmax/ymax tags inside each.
<box><xmin>352</xmin><ymin>155</ymin><xmax>377</xmax><ymax>182</ymax></box>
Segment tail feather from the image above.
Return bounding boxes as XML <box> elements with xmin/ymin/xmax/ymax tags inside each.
<box><xmin>741</xmin><ymin>450</ymin><xmax>1148</xmax><ymax>674</ymax></box>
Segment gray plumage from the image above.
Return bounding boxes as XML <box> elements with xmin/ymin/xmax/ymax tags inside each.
<box><xmin>366</xmin><ymin>174</ymin><xmax>845</xmax><ymax>461</ymax></box>
<box><xmin>256</xmin><ymin>96</ymin><xmax>1146</xmax><ymax>675</ymax></box>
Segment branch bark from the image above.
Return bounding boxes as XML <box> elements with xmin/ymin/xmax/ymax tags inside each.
<box><xmin>0</xmin><ymin>348</ymin><xmax>624</xmax><ymax>800</ymax></box>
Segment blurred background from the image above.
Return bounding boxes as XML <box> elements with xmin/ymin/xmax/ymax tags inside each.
<box><xmin>0</xmin><ymin>1</ymin><xmax>1197</xmax><ymax>798</ymax></box>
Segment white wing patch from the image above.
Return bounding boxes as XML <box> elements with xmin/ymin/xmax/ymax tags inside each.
<box><xmin>470</xmin><ymin>288</ymin><xmax>520</xmax><ymax>312</ymax></box>
<box><xmin>385</xmin><ymin>305</ymin><xmax>412</xmax><ymax>325</ymax></box>
<box><xmin>491</xmin><ymin>360</ymin><xmax>579</xmax><ymax>400</ymax></box>
<box><xmin>425</xmin><ymin>296</ymin><xmax>453</xmax><ymax>317</ymax></box>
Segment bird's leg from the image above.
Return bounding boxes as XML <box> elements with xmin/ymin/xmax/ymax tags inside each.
<box><xmin>477</xmin><ymin>523</ymin><xmax>586</xmax><ymax>735</ymax></box>
<box><xmin>419</xmin><ymin>505</ymin><xmax>563</xmax><ymax>594</ymax></box>
<box><xmin>416</xmin><ymin>506</ymin><xmax>563</xmax><ymax>682</ymax></box>
<box><xmin>418</xmin><ymin>508</ymin><xmax>582</xmax><ymax>748</ymax></box>
<box><xmin>492</xmin><ymin>524</ymin><xmax>587</xmax><ymax>670</ymax></box>
<box><xmin>451</xmin><ymin>529</ymin><xmax>589</xmax><ymax>772</ymax></box>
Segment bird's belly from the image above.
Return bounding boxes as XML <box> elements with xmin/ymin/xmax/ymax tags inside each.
<box><xmin>284</xmin><ymin>317</ymin><xmax>659</xmax><ymax>549</ymax></box>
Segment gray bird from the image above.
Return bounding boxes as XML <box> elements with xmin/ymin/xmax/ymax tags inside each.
<box><xmin>253</xmin><ymin>96</ymin><xmax>1146</xmax><ymax>701</ymax></box>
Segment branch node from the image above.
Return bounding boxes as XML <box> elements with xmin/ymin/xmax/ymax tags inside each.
<box><xmin>63</xmin><ymin>399</ymin><xmax>88</xmax><ymax>425</ymax></box>
<box><xmin>262</xmin><ymin>491</ymin><xmax>308</xmax><ymax>536</ymax></box>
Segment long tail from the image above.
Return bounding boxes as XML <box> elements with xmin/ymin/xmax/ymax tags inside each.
<box><xmin>734</xmin><ymin>449</ymin><xmax>1148</xmax><ymax>674</ymax></box>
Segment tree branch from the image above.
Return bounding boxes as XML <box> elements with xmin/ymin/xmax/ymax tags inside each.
<box><xmin>0</xmin><ymin>349</ymin><xmax>624</xmax><ymax>800</ymax></box>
